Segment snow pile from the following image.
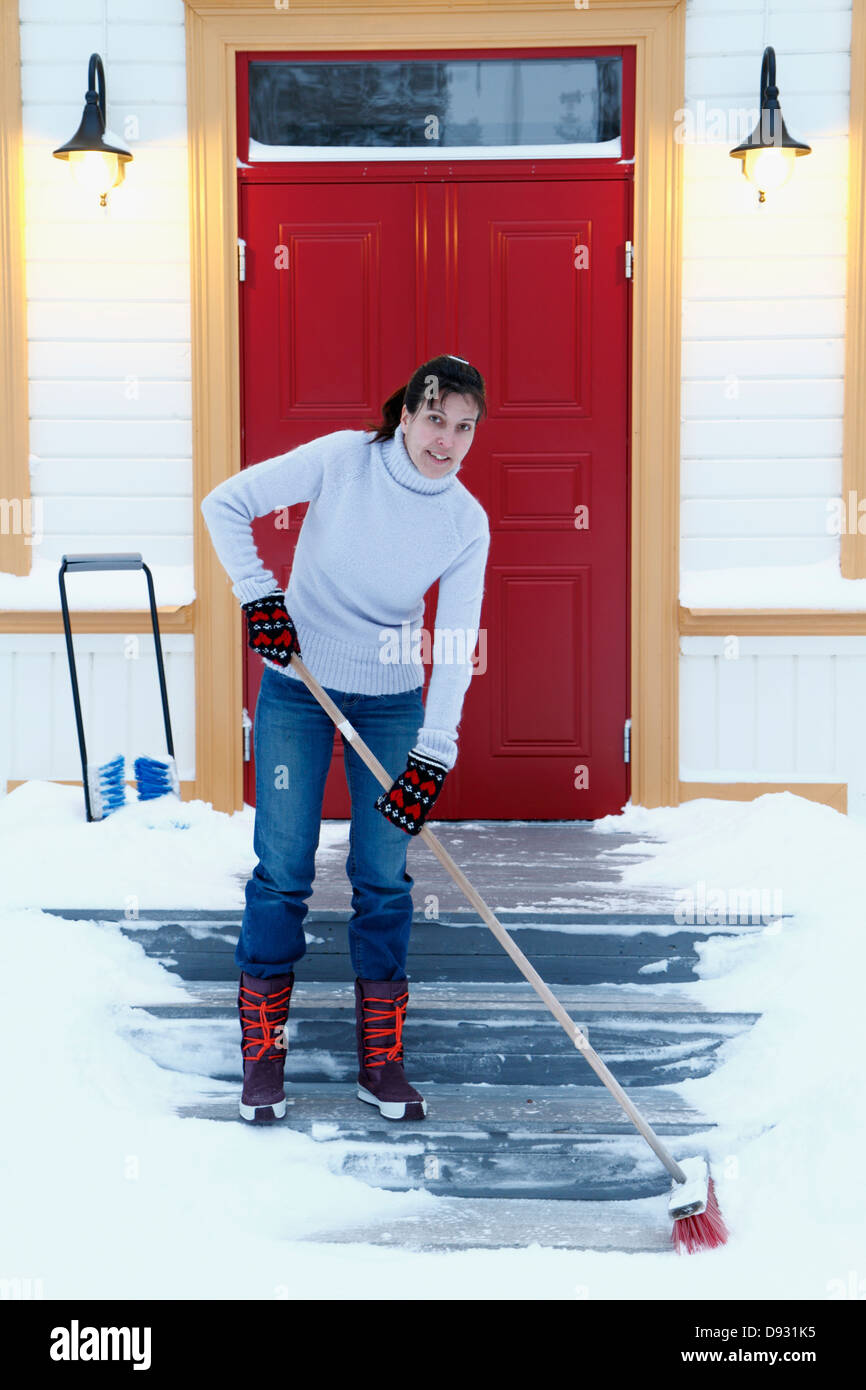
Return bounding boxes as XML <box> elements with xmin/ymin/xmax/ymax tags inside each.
<box><xmin>593</xmin><ymin>791</ymin><xmax>866</xmax><ymax>1289</ymax></box>
<box><xmin>0</xmin><ymin>905</ymin><xmax>433</xmax><ymax>1299</ymax></box>
<box><xmin>0</xmin><ymin>780</ymin><xmax>349</xmax><ymax>911</ymax></box>
<box><xmin>0</xmin><ymin>781</ymin><xmax>864</xmax><ymax>1297</ymax></box>
<box><xmin>680</xmin><ymin>555</ymin><xmax>866</xmax><ymax>610</ymax></box>
<box><xmin>0</xmin><ymin>556</ymin><xmax>194</xmax><ymax>610</ymax></box>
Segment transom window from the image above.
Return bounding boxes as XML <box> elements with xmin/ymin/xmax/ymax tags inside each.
<box><xmin>246</xmin><ymin>55</ymin><xmax>623</xmax><ymax>161</ymax></box>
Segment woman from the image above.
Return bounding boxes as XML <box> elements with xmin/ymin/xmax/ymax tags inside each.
<box><xmin>200</xmin><ymin>354</ymin><xmax>490</xmax><ymax>1124</ymax></box>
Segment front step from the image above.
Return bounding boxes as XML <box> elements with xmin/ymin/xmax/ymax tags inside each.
<box><xmin>127</xmin><ymin>981</ymin><xmax>756</xmax><ymax>1090</ymax></box>
<box><xmin>295</xmin><ymin>1194</ymin><xmax>674</xmax><ymax>1253</ymax></box>
<box><xmin>110</xmin><ymin>916</ymin><xmax>758</xmax><ymax>1236</ymax></box>
<box><xmin>128</xmin><ymin>976</ymin><xmax>736</xmax><ymax>1203</ymax></box>
<box><xmin>174</xmin><ymin>1081</ymin><xmax>714</xmax><ymax>1201</ymax></box>
<box><xmin>93</xmin><ymin>911</ymin><xmax>777</xmax><ymax>985</ymax></box>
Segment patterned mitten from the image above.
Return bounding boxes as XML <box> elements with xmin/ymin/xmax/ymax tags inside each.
<box><xmin>374</xmin><ymin>748</ymin><xmax>449</xmax><ymax>835</ymax></box>
<box><xmin>242</xmin><ymin>591</ymin><xmax>301</xmax><ymax>668</ymax></box>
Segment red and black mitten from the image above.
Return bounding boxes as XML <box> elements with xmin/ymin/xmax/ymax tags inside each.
<box><xmin>242</xmin><ymin>590</ymin><xmax>301</xmax><ymax>668</ymax></box>
<box><xmin>374</xmin><ymin>748</ymin><xmax>449</xmax><ymax>836</ymax></box>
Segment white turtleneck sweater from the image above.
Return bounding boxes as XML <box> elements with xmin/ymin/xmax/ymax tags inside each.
<box><xmin>200</xmin><ymin>427</ymin><xmax>490</xmax><ymax>770</ymax></box>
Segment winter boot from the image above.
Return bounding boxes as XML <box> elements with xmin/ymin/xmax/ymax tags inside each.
<box><xmin>354</xmin><ymin>977</ymin><xmax>427</xmax><ymax>1120</ymax></box>
<box><xmin>238</xmin><ymin>970</ymin><xmax>294</xmax><ymax>1122</ymax></box>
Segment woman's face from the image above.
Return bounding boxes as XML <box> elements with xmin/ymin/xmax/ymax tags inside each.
<box><xmin>400</xmin><ymin>391</ymin><xmax>479</xmax><ymax>479</ymax></box>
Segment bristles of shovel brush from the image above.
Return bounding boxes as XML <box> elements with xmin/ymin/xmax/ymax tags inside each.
<box><xmin>134</xmin><ymin>754</ymin><xmax>180</xmax><ymax>801</ymax></box>
<box><xmin>86</xmin><ymin>755</ymin><xmax>127</xmax><ymax>819</ymax></box>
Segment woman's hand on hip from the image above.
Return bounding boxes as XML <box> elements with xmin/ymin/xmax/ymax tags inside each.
<box><xmin>242</xmin><ymin>590</ymin><xmax>301</xmax><ymax>668</ymax></box>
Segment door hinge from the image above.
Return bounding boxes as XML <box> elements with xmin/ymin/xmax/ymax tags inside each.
<box><xmin>237</xmin><ymin>237</ymin><xmax>247</xmax><ymax>283</ymax></box>
<box><xmin>623</xmin><ymin>717</ymin><xmax>631</xmax><ymax>764</ymax></box>
<box><xmin>242</xmin><ymin>706</ymin><xmax>252</xmax><ymax>762</ymax></box>
<box><xmin>624</xmin><ymin>240</ymin><xmax>633</xmax><ymax>280</ymax></box>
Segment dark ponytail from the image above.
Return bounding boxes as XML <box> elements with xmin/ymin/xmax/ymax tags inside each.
<box><xmin>366</xmin><ymin>354</ymin><xmax>487</xmax><ymax>444</ymax></box>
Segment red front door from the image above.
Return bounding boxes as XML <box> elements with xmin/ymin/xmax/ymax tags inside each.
<box><xmin>239</xmin><ymin>169</ymin><xmax>631</xmax><ymax>819</ymax></box>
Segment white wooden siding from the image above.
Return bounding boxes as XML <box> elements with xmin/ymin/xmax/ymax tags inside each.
<box><xmin>677</xmin><ymin>3</ymin><xmax>861</xmax><ymax>812</ymax></box>
<box><xmin>8</xmin><ymin>0</ymin><xmax>863</xmax><ymax>809</ymax></box>
<box><xmin>18</xmin><ymin>0</ymin><xmax>191</xmax><ymax>575</ymax></box>
<box><xmin>0</xmin><ymin>635</ymin><xmax>195</xmax><ymax>793</ymax></box>
<box><xmin>681</xmin><ymin>0</ymin><xmax>852</xmax><ymax>575</ymax></box>
<box><xmin>681</xmin><ymin>636</ymin><xmax>866</xmax><ymax>815</ymax></box>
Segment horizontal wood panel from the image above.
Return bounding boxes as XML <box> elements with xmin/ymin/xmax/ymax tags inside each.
<box><xmin>681</xmin><ymin>459</ymin><xmax>839</xmax><ymax>497</ymax></box>
<box><xmin>32</xmin><ymin>458</ymin><xmax>191</xmax><ymax>496</ymax></box>
<box><xmin>27</xmin><ymin>342</ymin><xmax>191</xmax><ymax>380</ymax></box>
<box><xmin>25</xmin><ymin>262</ymin><xmax>192</xmax><ymax>304</ymax></box>
<box><xmin>31</xmin><ymin>419</ymin><xmax>191</xmax><ymax>455</ymax></box>
<box><xmin>38</xmin><ymin>497</ymin><xmax>190</xmax><ymax>534</ymax></box>
<box><xmin>683</xmin><ymin>299</ymin><xmax>845</xmax><ymax>339</ymax></box>
<box><xmin>681</xmin><ymin>419</ymin><xmax>844</xmax><ymax>458</ymax></box>
<box><xmin>683</xmin><ymin>219</ymin><xmax>847</xmax><ymax>261</ymax></box>
<box><xmin>682</xmin><ymin>497</ymin><xmax>836</xmax><ymax>537</ymax></box>
<box><xmin>679</xmin><ymin>607</ymin><xmax>866</xmax><ymax>634</ymax></box>
<box><xmin>0</xmin><ymin>606</ymin><xmax>193</xmax><ymax>632</ymax></box>
<box><xmin>25</xmin><ymin>224</ymin><xmax>191</xmax><ymax>268</ymax></box>
<box><xmin>684</xmin><ymin>257</ymin><xmax>846</xmax><ymax>302</ymax></box>
<box><xmin>26</xmin><ymin>300</ymin><xmax>191</xmax><ymax>340</ymax></box>
<box><xmin>685</xmin><ymin>9</ymin><xmax>851</xmax><ymax>56</ymax></box>
<box><xmin>681</xmin><ymin>380</ymin><xmax>844</xmax><ymax>419</ymax></box>
<box><xmin>684</xmin><ymin>52</ymin><xmax>851</xmax><ymax>96</ymax></box>
<box><xmin>20</xmin><ymin>59</ymin><xmax>187</xmax><ymax>104</ymax></box>
<box><xmin>679</xmin><ymin>781</ymin><xmax>846</xmax><ymax>813</ymax></box>
<box><xmin>19</xmin><ymin>21</ymin><xmax>186</xmax><ymax>65</ymax></box>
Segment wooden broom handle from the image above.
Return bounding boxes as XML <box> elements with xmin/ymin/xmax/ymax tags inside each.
<box><xmin>286</xmin><ymin>654</ymin><xmax>688</xmax><ymax>1186</ymax></box>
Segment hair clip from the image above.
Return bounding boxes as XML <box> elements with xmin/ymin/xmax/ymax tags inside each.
<box><xmin>445</xmin><ymin>353</ymin><xmax>470</xmax><ymax>364</ymax></box>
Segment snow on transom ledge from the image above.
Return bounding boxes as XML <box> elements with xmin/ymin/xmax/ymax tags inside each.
<box><xmin>243</xmin><ymin>137</ymin><xmax>623</xmax><ymax>163</ymax></box>
<box><xmin>681</xmin><ymin>557</ymin><xmax>866</xmax><ymax>610</ymax></box>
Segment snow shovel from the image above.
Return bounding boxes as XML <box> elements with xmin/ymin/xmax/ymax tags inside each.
<box><xmin>59</xmin><ymin>553</ymin><xmax>180</xmax><ymax>820</ymax></box>
<box><xmin>284</xmin><ymin>652</ymin><xmax>728</xmax><ymax>1252</ymax></box>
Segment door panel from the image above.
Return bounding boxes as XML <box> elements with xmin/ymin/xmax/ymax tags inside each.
<box><xmin>240</xmin><ymin>182</ymin><xmax>419</xmax><ymax>815</ymax></box>
<box><xmin>451</xmin><ymin>180</ymin><xmax>630</xmax><ymax>816</ymax></box>
<box><xmin>239</xmin><ymin>173</ymin><xmax>630</xmax><ymax>818</ymax></box>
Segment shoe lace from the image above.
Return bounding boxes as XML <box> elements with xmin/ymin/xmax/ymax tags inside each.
<box><xmin>239</xmin><ymin>980</ymin><xmax>292</xmax><ymax>1061</ymax></box>
<box><xmin>361</xmin><ymin>992</ymin><xmax>407</xmax><ymax>1067</ymax></box>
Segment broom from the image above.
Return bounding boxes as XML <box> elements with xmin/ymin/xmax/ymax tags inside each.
<box><xmin>286</xmin><ymin>652</ymin><xmax>729</xmax><ymax>1254</ymax></box>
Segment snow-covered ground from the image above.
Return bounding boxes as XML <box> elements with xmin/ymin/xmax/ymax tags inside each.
<box><xmin>0</xmin><ymin>782</ymin><xmax>864</xmax><ymax>1299</ymax></box>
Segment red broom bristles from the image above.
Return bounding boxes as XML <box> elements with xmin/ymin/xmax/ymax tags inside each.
<box><xmin>671</xmin><ymin>1176</ymin><xmax>729</xmax><ymax>1254</ymax></box>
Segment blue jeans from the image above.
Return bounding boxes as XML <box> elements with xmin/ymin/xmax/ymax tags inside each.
<box><xmin>236</xmin><ymin>661</ymin><xmax>426</xmax><ymax>982</ymax></box>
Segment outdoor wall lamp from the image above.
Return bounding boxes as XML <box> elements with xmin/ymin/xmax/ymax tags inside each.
<box><xmin>52</xmin><ymin>53</ymin><xmax>132</xmax><ymax>207</ymax></box>
<box><xmin>729</xmin><ymin>46</ymin><xmax>811</xmax><ymax>202</ymax></box>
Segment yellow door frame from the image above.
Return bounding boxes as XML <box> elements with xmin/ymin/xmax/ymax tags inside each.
<box><xmin>179</xmin><ymin>0</ymin><xmax>686</xmax><ymax>811</ymax></box>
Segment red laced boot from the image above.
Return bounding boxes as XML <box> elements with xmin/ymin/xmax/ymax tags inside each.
<box><xmin>238</xmin><ymin>970</ymin><xmax>294</xmax><ymax>1122</ymax></box>
<box><xmin>354</xmin><ymin>977</ymin><xmax>427</xmax><ymax>1120</ymax></box>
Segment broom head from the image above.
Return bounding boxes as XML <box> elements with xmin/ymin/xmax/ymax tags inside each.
<box><xmin>669</xmin><ymin>1157</ymin><xmax>729</xmax><ymax>1254</ymax></box>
